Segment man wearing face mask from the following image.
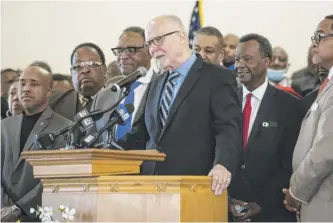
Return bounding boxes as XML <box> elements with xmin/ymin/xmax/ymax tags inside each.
<box><xmin>268</xmin><ymin>46</ymin><xmax>301</xmax><ymax>98</ymax></box>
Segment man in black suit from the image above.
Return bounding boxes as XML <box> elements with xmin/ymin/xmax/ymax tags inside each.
<box><xmin>49</xmin><ymin>43</ymin><xmax>106</xmax><ymax>120</ymax></box>
<box><xmin>228</xmin><ymin>34</ymin><xmax>304</xmax><ymax>221</ymax></box>
<box><xmin>119</xmin><ymin>15</ymin><xmax>242</xmax><ymax>195</ymax></box>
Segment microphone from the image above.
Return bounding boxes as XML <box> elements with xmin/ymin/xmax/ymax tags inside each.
<box><xmin>81</xmin><ymin>104</ymin><xmax>135</xmax><ymax>148</ymax></box>
<box><xmin>111</xmin><ymin>67</ymin><xmax>147</xmax><ymax>92</ymax></box>
<box><xmin>34</xmin><ymin>125</ymin><xmax>72</xmax><ymax>149</ymax></box>
<box><xmin>66</xmin><ymin>87</ymin><xmax>132</xmax><ymax>148</ymax></box>
<box><xmin>74</xmin><ymin>108</ymin><xmax>96</xmax><ymax>130</ymax></box>
<box><xmin>66</xmin><ymin>109</ymin><xmax>103</xmax><ymax>149</ymax></box>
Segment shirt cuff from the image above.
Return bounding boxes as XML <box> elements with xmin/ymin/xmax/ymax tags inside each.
<box><xmin>289</xmin><ymin>187</ymin><xmax>308</xmax><ymax>204</ymax></box>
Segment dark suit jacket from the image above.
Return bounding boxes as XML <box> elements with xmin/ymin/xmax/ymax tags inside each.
<box><xmin>1</xmin><ymin>106</ymin><xmax>72</xmax><ymax>221</ymax></box>
<box><xmin>303</xmin><ymin>89</ymin><xmax>319</xmax><ymax>112</ymax></box>
<box><xmin>121</xmin><ymin>56</ymin><xmax>242</xmax><ymax>176</ymax></box>
<box><xmin>48</xmin><ymin>89</ymin><xmax>79</xmax><ymax>121</ymax></box>
<box><xmin>229</xmin><ymin>84</ymin><xmax>305</xmax><ymax>222</ymax></box>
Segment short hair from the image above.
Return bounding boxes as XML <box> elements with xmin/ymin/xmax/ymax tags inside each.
<box><xmin>1</xmin><ymin>68</ymin><xmax>18</xmax><ymax>76</ymax></box>
<box><xmin>325</xmin><ymin>14</ymin><xmax>333</xmax><ymax>30</ymax></box>
<box><xmin>30</xmin><ymin>61</ymin><xmax>52</xmax><ymax>74</ymax></box>
<box><xmin>70</xmin><ymin>42</ymin><xmax>106</xmax><ymax>65</ymax></box>
<box><xmin>53</xmin><ymin>73</ymin><xmax>72</xmax><ymax>83</ymax></box>
<box><xmin>197</xmin><ymin>26</ymin><xmax>224</xmax><ymax>46</ymax></box>
<box><xmin>122</xmin><ymin>26</ymin><xmax>145</xmax><ymax>41</ymax></box>
<box><xmin>239</xmin><ymin>33</ymin><xmax>272</xmax><ymax>59</ymax></box>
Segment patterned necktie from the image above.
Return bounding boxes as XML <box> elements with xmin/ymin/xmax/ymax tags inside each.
<box><xmin>243</xmin><ymin>93</ymin><xmax>252</xmax><ymax>149</ymax></box>
<box><xmin>115</xmin><ymin>81</ymin><xmax>142</xmax><ymax>140</ymax></box>
<box><xmin>159</xmin><ymin>71</ymin><xmax>180</xmax><ymax>129</ymax></box>
<box><xmin>80</xmin><ymin>96</ymin><xmax>92</xmax><ymax>107</ymax></box>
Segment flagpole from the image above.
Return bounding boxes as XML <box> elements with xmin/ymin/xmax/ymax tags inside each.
<box><xmin>198</xmin><ymin>0</ymin><xmax>204</xmax><ymax>26</ymax></box>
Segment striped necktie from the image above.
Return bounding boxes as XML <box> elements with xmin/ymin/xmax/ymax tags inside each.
<box><xmin>159</xmin><ymin>71</ymin><xmax>180</xmax><ymax>129</ymax></box>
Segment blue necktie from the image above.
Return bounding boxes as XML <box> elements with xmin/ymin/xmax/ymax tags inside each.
<box><xmin>115</xmin><ymin>81</ymin><xmax>142</xmax><ymax>140</ymax></box>
<box><xmin>159</xmin><ymin>71</ymin><xmax>180</xmax><ymax>129</ymax></box>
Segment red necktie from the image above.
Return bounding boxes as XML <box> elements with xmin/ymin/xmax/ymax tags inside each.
<box><xmin>318</xmin><ymin>78</ymin><xmax>329</xmax><ymax>95</ymax></box>
<box><xmin>243</xmin><ymin>93</ymin><xmax>252</xmax><ymax>149</ymax></box>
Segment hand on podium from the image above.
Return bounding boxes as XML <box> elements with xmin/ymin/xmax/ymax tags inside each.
<box><xmin>208</xmin><ymin>164</ymin><xmax>231</xmax><ymax>195</ymax></box>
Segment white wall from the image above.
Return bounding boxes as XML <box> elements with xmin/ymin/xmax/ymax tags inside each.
<box><xmin>1</xmin><ymin>0</ymin><xmax>332</xmax><ymax>75</ymax></box>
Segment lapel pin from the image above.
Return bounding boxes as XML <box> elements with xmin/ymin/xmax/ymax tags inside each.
<box><xmin>262</xmin><ymin>122</ymin><xmax>269</xmax><ymax>127</ymax></box>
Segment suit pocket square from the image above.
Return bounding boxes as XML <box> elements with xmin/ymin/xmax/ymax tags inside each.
<box><xmin>262</xmin><ymin>121</ymin><xmax>278</xmax><ymax>128</ymax></box>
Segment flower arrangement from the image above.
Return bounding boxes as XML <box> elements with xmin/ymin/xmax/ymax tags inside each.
<box><xmin>28</xmin><ymin>205</ymin><xmax>76</xmax><ymax>223</ymax></box>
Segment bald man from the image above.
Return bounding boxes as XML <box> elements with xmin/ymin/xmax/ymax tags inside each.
<box><xmin>1</xmin><ymin>66</ymin><xmax>72</xmax><ymax>222</ymax></box>
<box><xmin>119</xmin><ymin>15</ymin><xmax>241</xmax><ymax>196</ymax></box>
<box><xmin>223</xmin><ymin>34</ymin><xmax>239</xmax><ymax>70</ymax></box>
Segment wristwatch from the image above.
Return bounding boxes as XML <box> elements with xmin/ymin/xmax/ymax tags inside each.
<box><xmin>11</xmin><ymin>205</ymin><xmax>21</xmax><ymax>217</ymax></box>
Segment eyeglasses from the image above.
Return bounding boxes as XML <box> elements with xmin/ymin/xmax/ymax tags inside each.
<box><xmin>311</xmin><ymin>32</ymin><xmax>333</xmax><ymax>45</ymax></box>
<box><xmin>145</xmin><ymin>31</ymin><xmax>180</xmax><ymax>48</ymax></box>
<box><xmin>111</xmin><ymin>46</ymin><xmax>145</xmax><ymax>56</ymax></box>
<box><xmin>70</xmin><ymin>61</ymin><xmax>103</xmax><ymax>73</ymax></box>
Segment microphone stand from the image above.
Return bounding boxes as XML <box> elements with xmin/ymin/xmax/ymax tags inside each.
<box><xmin>67</xmin><ymin>85</ymin><xmax>131</xmax><ymax>149</ymax></box>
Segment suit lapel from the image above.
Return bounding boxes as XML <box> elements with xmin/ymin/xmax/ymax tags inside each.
<box><xmin>13</xmin><ymin>106</ymin><xmax>53</xmax><ymax>172</ymax></box>
<box><xmin>246</xmin><ymin>84</ymin><xmax>276</xmax><ymax>150</ymax></box>
<box><xmin>150</xmin><ymin>72</ymin><xmax>168</xmax><ymax>138</ymax></box>
<box><xmin>158</xmin><ymin>58</ymin><xmax>203</xmax><ymax>142</ymax></box>
<box><xmin>316</xmin><ymin>77</ymin><xmax>333</xmax><ymax>103</ymax></box>
<box><xmin>11</xmin><ymin>115</ymin><xmax>23</xmax><ymax>165</ymax></box>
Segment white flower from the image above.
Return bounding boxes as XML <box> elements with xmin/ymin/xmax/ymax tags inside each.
<box><xmin>43</xmin><ymin>206</ymin><xmax>53</xmax><ymax>217</ymax></box>
<box><xmin>41</xmin><ymin>216</ymin><xmax>52</xmax><ymax>223</ymax></box>
<box><xmin>61</xmin><ymin>207</ymin><xmax>76</xmax><ymax>220</ymax></box>
<box><xmin>59</xmin><ymin>205</ymin><xmax>65</xmax><ymax>211</ymax></box>
<box><xmin>30</xmin><ymin>208</ymin><xmax>35</xmax><ymax>214</ymax></box>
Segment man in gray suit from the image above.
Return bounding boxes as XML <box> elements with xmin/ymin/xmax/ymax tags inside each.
<box><xmin>1</xmin><ymin>66</ymin><xmax>72</xmax><ymax>222</ymax></box>
<box><xmin>91</xmin><ymin>26</ymin><xmax>154</xmax><ymax>144</ymax></box>
<box><xmin>283</xmin><ymin>14</ymin><xmax>333</xmax><ymax>221</ymax></box>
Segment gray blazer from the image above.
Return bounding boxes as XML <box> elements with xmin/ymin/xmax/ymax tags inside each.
<box><xmin>290</xmin><ymin>75</ymin><xmax>333</xmax><ymax>221</ymax></box>
<box><xmin>1</xmin><ymin>106</ymin><xmax>73</xmax><ymax>220</ymax></box>
<box><xmin>91</xmin><ymin>69</ymin><xmax>156</xmax><ymax>141</ymax></box>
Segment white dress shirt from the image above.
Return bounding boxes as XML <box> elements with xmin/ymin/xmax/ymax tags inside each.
<box><xmin>120</xmin><ymin>67</ymin><xmax>154</xmax><ymax>126</ymax></box>
<box><xmin>328</xmin><ymin>66</ymin><xmax>333</xmax><ymax>80</ymax></box>
<box><xmin>242</xmin><ymin>78</ymin><xmax>269</xmax><ymax>139</ymax></box>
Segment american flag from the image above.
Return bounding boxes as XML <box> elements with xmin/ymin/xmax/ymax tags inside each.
<box><xmin>188</xmin><ymin>0</ymin><xmax>204</xmax><ymax>49</ymax></box>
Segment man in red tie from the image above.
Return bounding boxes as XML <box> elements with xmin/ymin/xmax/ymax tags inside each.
<box><xmin>228</xmin><ymin>33</ymin><xmax>305</xmax><ymax>222</ymax></box>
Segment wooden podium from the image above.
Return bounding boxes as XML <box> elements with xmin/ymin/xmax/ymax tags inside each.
<box><xmin>22</xmin><ymin>149</ymin><xmax>228</xmax><ymax>222</ymax></box>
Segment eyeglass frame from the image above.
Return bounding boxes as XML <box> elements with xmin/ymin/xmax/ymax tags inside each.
<box><xmin>70</xmin><ymin>61</ymin><xmax>104</xmax><ymax>73</ymax></box>
<box><xmin>145</xmin><ymin>30</ymin><xmax>180</xmax><ymax>48</ymax></box>
<box><xmin>111</xmin><ymin>46</ymin><xmax>146</xmax><ymax>56</ymax></box>
<box><xmin>311</xmin><ymin>32</ymin><xmax>333</xmax><ymax>45</ymax></box>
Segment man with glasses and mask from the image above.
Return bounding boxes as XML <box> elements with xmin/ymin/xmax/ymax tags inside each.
<box><xmin>49</xmin><ymin>42</ymin><xmax>106</xmax><ymax>121</ymax></box>
<box><xmin>283</xmin><ymin>14</ymin><xmax>333</xmax><ymax>222</ymax></box>
<box><xmin>268</xmin><ymin>46</ymin><xmax>301</xmax><ymax>98</ymax></box>
<box><xmin>91</xmin><ymin>26</ymin><xmax>154</xmax><ymax>143</ymax></box>
<box><xmin>118</xmin><ymin>15</ymin><xmax>242</xmax><ymax>197</ymax></box>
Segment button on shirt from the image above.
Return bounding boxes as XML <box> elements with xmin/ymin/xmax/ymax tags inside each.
<box><xmin>242</xmin><ymin>78</ymin><xmax>269</xmax><ymax>140</ymax></box>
